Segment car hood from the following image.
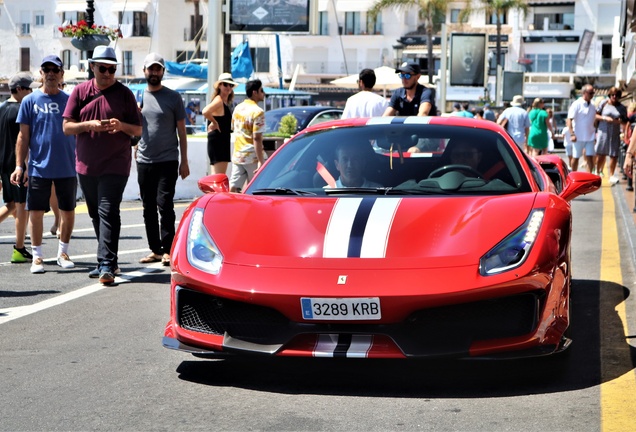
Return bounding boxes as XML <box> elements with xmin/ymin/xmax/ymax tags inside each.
<box><xmin>200</xmin><ymin>194</ymin><xmax>538</xmax><ymax>269</ymax></box>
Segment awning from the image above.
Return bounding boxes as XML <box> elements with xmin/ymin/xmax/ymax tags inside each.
<box><xmin>403</xmin><ymin>46</ymin><xmax>442</xmax><ymax>55</ymax></box>
<box><xmin>524</xmin><ymin>82</ymin><xmax>573</xmax><ymax>98</ymax></box>
<box><xmin>55</xmin><ymin>1</ymin><xmax>87</xmax><ymax>13</ymax></box>
<box><xmin>111</xmin><ymin>1</ymin><xmax>151</xmax><ymax>12</ymax></box>
<box><xmin>333</xmin><ymin>0</ymin><xmax>375</xmax><ymax>12</ymax></box>
<box><xmin>527</xmin><ymin>1</ymin><xmax>575</xmax><ymax>5</ymax></box>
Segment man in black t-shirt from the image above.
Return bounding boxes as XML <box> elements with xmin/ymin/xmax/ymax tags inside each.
<box><xmin>383</xmin><ymin>62</ymin><xmax>437</xmax><ymax>117</ymax></box>
<box><xmin>0</xmin><ymin>72</ymin><xmax>39</xmax><ymax>263</ymax></box>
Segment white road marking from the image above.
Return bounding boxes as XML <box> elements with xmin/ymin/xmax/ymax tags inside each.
<box><xmin>0</xmin><ymin>263</ymin><xmax>165</xmax><ymax>325</ymax></box>
<box><xmin>0</xmin><ymin>224</ymin><xmax>146</xmax><ymax>241</ymax></box>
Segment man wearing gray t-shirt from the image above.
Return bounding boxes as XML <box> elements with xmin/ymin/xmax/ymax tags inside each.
<box><xmin>136</xmin><ymin>52</ymin><xmax>189</xmax><ymax>266</ymax></box>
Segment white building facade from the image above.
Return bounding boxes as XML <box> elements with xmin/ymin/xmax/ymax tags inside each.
<box><xmin>0</xmin><ymin>0</ymin><xmax>627</xmax><ymax>109</ymax></box>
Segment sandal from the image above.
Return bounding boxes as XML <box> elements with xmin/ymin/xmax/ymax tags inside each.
<box><xmin>139</xmin><ymin>253</ymin><xmax>162</xmax><ymax>263</ymax></box>
<box><xmin>161</xmin><ymin>254</ymin><xmax>171</xmax><ymax>266</ymax></box>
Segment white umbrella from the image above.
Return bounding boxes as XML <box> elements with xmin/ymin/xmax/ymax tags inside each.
<box><xmin>330</xmin><ymin>66</ymin><xmax>401</xmax><ymax>97</ymax></box>
<box><xmin>331</xmin><ymin>66</ymin><xmax>434</xmax><ymax>97</ymax></box>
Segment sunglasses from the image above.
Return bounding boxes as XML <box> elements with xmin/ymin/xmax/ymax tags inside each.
<box><xmin>97</xmin><ymin>65</ymin><xmax>117</xmax><ymax>74</ymax></box>
<box><xmin>398</xmin><ymin>73</ymin><xmax>412</xmax><ymax>80</ymax></box>
<box><xmin>42</xmin><ymin>67</ymin><xmax>61</xmax><ymax>74</ymax></box>
<box><xmin>220</xmin><ymin>82</ymin><xmax>233</xmax><ymax>88</ymax></box>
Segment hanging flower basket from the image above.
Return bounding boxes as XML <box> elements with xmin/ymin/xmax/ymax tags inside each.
<box><xmin>70</xmin><ymin>34</ymin><xmax>111</xmax><ymax>51</ymax></box>
<box><xmin>59</xmin><ymin>20</ymin><xmax>122</xmax><ymax>51</ymax></box>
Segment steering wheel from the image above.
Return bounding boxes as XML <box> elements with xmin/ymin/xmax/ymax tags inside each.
<box><xmin>428</xmin><ymin>164</ymin><xmax>482</xmax><ymax>179</ymax></box>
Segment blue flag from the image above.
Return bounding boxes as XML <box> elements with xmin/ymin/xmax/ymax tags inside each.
<box><xmin>231</xmin><ymin>41</ymin><xmax>254</xmax><ymax>79</ymax></box>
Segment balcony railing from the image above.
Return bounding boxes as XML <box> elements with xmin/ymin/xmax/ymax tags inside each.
<box><xmin>285</xmin><ymin>61</ymin><xmax>389</xmax><ymax>76</ymax></box>
<box><xmin>600</xmin><ymin>59</ymin><xmax>611</xmax><ymax>74</ymax></box>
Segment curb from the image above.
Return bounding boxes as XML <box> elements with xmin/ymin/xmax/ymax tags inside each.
<box><xmin>613</xmin><ymin>177</ymin><xmax>636</xmax><ymax>267</ymax></box>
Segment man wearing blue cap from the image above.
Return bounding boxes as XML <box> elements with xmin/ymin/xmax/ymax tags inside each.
<box><xmin>62</xmin><ymin>45</ymin><xmax>142</xmax><ymax>285</ymax></box>
<box><xmin>11</xmin><ymin>55</ymin><xmax>77</xmax><ymax>274</ymax></box>
<box><xmin>383</xmin><ymin>61</ymin><xmax>437</xmax><ymax>117</ymax></box>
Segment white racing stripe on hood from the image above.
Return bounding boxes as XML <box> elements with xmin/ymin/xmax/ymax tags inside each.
<box><xmin>324</xmin><ymin>198</ymin><xmax>362</xmax><ymax>258</ymax></box>
<box><xmin>323</xmin><ymin>198</ymin><xmax>401</xmax><ymax>258</ymax></box>
<box><xmin>361</xmin><ymin>198</ymin><xmax>401</xmax><ymax>258</ymax></box>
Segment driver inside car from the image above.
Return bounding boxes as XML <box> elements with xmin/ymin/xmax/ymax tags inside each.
<box><xmin>333</xmin><ymin>142</ymin><xmax>381</xmax><ymax>188</ymax></box>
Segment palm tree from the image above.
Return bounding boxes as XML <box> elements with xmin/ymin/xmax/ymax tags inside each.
<box><xmin>369</xmin><ymin>0</ymin><xmax>451</xmax><ymax>84</ymax></box>
<box><xmin>462</xmin><ymin>0</ymin><xmax>529</xmax><ymax>72</ymax></box>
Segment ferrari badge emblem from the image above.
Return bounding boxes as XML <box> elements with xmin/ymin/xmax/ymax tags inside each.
<box><xmin>338</xmin><ymin>275</ymin><xmax>347</xmax><ymax>284</ymax></box>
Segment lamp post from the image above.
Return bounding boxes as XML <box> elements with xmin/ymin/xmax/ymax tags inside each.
<box><xmin>85</xmin><ymin>0</ymin><xmax>95</xmax><ymax>79</ymax></box>
<box><xmin>393</xmin><ymin>43</ymin><xmax>404</xmax><ymax>69</ymax></box>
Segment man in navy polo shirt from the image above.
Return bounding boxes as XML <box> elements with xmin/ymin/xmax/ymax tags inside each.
<box><xmin>383</xmin><ymin>62</ymin><xmax>437</xmax><ymax>117</ymax></box>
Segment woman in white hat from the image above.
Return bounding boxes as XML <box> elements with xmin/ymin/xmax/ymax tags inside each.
<box><xmin>202</xmin><ymin>72</ymin><xmax>238</xmax><ymax>174</ymax></box>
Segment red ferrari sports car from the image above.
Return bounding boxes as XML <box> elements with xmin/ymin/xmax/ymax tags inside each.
<box><xmin>163</xmin><ymin>116</ymin><xmax>601</xmax><ymax>359</ymax></box>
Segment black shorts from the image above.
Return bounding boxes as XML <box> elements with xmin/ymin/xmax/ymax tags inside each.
<box><xmin>26</xmin><ymin>176</ymin><xmax>77</xmax><ymax>212</ymax></box>
<box><xmin>1</xmin><ymin>172</ymin><xmax>27</xmax><ymax>204</ymax></box>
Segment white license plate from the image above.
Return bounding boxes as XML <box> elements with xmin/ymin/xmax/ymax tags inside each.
<box><xmin>301</xmin><ymin>297</ymin><xmax>381</xmax><ymax>320</ymax></box>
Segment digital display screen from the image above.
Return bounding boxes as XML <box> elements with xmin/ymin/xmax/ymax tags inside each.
<box><xmin>228</xmin><ymin>0</ymin><xmax>312</xmax><ymax>33</ymax></box>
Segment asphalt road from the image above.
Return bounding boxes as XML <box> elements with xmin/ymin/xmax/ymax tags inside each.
<box><xmin>0</xmin><ymin>182</ymin><xmax>635</xmax><ymax>431</ymax></box>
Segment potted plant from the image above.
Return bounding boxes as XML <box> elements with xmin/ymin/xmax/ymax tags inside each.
<box><xmin>59</xmin><ymin>20</ymin><xmax>122</xmax><ymax>51</ymax></box>
<box><xmin>263</xmin><ymin>113</ymin><xmax>297</xmax><ymax>152</ymax></box>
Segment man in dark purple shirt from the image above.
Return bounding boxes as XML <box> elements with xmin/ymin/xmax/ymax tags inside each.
<box><xmin>63</xmin><ymin>46</ymin><xmax>142</xmax><ymax>285</ymax></box>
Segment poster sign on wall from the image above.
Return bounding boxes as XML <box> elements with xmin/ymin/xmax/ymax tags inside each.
<box><xmin>450</xmin><ymin>33</ymin><xmax>487</xmax><ymax>87</ymax></box>
<box><xmin>228</xmin><ymin>0</ymin><xmax>312</xmax><ymax>33</ymax></box>
<box><xmin>575</xmin><ymin>29</ymin><xmax>595</xmax><ymax>66</ymax></box>
<box><xmin>503</xmin><ymin>71</ymin><xmax>524</xmax><ymax>102</ymax></box>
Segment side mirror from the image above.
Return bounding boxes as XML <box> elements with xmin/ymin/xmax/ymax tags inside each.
<box><xmin>198</xmin><ymin>174</ymin><xmax>229</xmax><ymax>194</ymax></box>
<box><xmin>560</xmin><ymin>171</ymin><xmax>601</xmax><ymax>202</ymax></box>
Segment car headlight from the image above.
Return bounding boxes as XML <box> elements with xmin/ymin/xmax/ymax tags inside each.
<box><xmin>479</xmin><ymin>210</ymin><xmax>544</xmax><ymax>275</ymax></box>
<box><xmin>187</xmin><ymin>208</ymin><xmax>223</xmax><ymax>274</ymax></box>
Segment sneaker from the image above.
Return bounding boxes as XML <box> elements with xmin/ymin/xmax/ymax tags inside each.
<box><xmin>30</xmin><ymin>257</ymin><xmax>45</xmax><ymax>274</ymax></box>
<box><xmin>627</xmin><ymin>186</ymin><xmax>634</xmax><ymax>192</ymax></box>
<box><xmin>89</xmin><ymin>266</ymin><xmax>121</xmax><ymax>278</ymax></box>
<box><xmin>609</xmin><ymin>175</ymin><xmax>620</xmax><ymax>186</ymax></box>
<box><xmin>11</xmin><ymin>246</ymin><xmax>33</xmax><ymax>263</ymax></box>
<box><xmin>99</xmin><ymin>270</ymin><xmax>115</xmax><ymax>285</ymax></box>
<box><xmin>57</xmin><ymin>253</ymin><xmax>75</xmax><ymax>269</ymax></box>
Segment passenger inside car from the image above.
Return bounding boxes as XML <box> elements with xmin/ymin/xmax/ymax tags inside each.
<box><xmin>448</xmin><ymin>141</ymin><xmax>483</xmax><ymax>172</ymax></box>
<box><xmin>432</xmin><ymin>138</ymin><xmax>510</xmax><ymax>182</ymax></box>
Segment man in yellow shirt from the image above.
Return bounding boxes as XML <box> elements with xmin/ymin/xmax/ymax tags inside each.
<box><xmin>229</xmin><ymin>79</ymin><xmax>266</xmax><ymax>192</ymax></box>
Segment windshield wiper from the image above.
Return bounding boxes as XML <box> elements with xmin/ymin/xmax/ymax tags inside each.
<box><xmin>324</xmin><ymin>187</ymin><xmax>393</xmax><ymax>195</ymax></box>
<box><xmin>251</xmin><ymin>188</ymin><xmax>316</xmax><ymax>196</ymax></box>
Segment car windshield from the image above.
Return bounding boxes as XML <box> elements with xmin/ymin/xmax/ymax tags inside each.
<box><xmin>247</xmin><ymin>123</ymin><xmax>533</xmax><ymax>196</ymax></box>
